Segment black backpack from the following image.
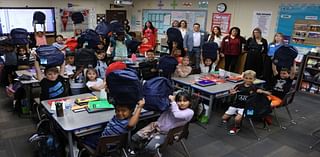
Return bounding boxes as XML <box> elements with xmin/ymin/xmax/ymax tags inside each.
<box><xmin>74</xmin><ymin>48</ymin><xmax>97</xmax><ymax>68</ymax></box>
<box><xmin>202</xmin><ymin>42</ymin><xmax>218</xmax><ymax>61</ymax></box>
<box><xmin>107</xmin><ymin>69</ymin><xmax>143</xmax><ymax>109</ymax></box>
<box><xmin>143</xmin><ymin>77</ymin><xmax>173</xmax><ymax>112</ymax></box>
<box><xmin>77</xmin><ymin>29</ymin><xmax>100</xmax><ymax>49</ymax></box>
<box><xmin>139</xmin><ymin>59</ymin><xmax>158</xmax><ymax>80</ymax></box>
<box><xmin>36</xmin><ymin>45</ymin><xmax>65</xmax><ymax>67</ymax></box>
<box><xmin>71</xmin><ymin>12</ymin><xmax>84</xmax><ymax>24</ymax></box>
<box><xmin>244</xmin><ymin>93</ymin><xmax>272</xmax><ymax>118</ymax></box>
<box><xmin>33</xmin><ymin>11</ymin><xmax>46</xmax><ymax>24</ymax></box>
<box><xmin>273</xmin><ymin>45</ymin><xmax>298</xmax><ymax>69</ymax></box>
<box><xmin>158</xmin><ymin>55</ymin><xmax>178</xmax><ymax>78</ymax></box>
<box><xmin>10</xmin><ymin>28</ymin><xmax>29</xmax><ymax>45</ymax></box>
<box><xmin>95</xmin><ymin>21</ymin><xmax>111</xmax><ymax>37</ymax></box>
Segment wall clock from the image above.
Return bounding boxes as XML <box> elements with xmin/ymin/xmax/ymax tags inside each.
<box><xmin>217</xmin><ymin>3</ymin><xmax>227</xmax><ymax>13</ymax></box>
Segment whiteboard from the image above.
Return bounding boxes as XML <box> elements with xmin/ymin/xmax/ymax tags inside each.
<box><xmin>142</xmin><ymin>9</ymin><xmax>207</xmax><ymax>35</ymax></box>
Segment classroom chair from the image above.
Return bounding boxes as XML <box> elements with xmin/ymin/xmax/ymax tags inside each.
<box><xmin>309</xmin><ymin>127</ymin><xmax>320</xmax><ymax>149</ymax></box>
<box><xmin>155</xmin><ymin>123</ymin><xmax>191</xmax><ymax>157</ymax></box>
<box><xmin>78</xmin><ymin>133</ymin><xmax>129</xmax><ymax>157</ymax></box>
<box><xmin>272</xmin><ymin>90</ymin><xmax>297</xmax><ymax>129</ymax></box>
<box><xmin>243</xmin><ymin>115</ymin><xmax>271</xmax><ymax>141</ymax></box>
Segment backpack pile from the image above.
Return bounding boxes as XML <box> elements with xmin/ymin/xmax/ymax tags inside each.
<box><xmin>106</xmin><ymin>69</ymin><xmax>143</xmax><ymax>109</ymax></box>
<box><xmin>36</xmin><ymin>45</ymin><xmax>65</xmax><ymax>67</ymax></box>
<box><xmin>143</xmin><ymin>77</ymin><xmax>173</xmax><ymax>111</ymax></box>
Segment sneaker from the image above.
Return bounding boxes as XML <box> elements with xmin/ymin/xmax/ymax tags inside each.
<box><xmin>229</xmin><ymin>127</ymin><xmax>240</xmax><ymax>135</ymax></box>
<box><xmin>218</xmin><ymin>121</ymin><xmax>228</xmax><ymax>129</ymax></box>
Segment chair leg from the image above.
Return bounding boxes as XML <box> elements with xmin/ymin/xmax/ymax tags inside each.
<box><xmin>156</xmin><ymin>148</ymin><xmax>162</xmax><ymax>157</ymax></box>
<box><xmin>122</xmin><ymin>148</ymin><xmax>128</xmax><ymax>157</ymax></box>
<box><xmin>285</xmin><ymin>106</ymin><xmax>296</xmax><ymax>125</ymax></box>
<box><xmin>309</xmin><ymin>139</ymin><xmax>320</xmax><ymax>149</ymax></box>
<box><xmin>273</xmin><ymin>109</ymin><xmax>285</xmax><ymax>129</ymax></box>
<box><xmin>180</xmin><ymin>139</ymin><xmax>191</xmax><ymax>157</ymax></box>
<box><xmin>248</xmin><ymin>119</ymin><xmax>260</xmax><ymax>141</ymax></box>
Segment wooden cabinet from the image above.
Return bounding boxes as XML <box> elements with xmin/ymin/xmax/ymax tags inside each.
<box><xmin>298</xmin><ymin>54</ymin><xmax>320</xmax><ymax>95</ymax></box>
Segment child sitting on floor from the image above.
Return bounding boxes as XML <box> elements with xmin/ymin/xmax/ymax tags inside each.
<box><xmin>131</xmin><ymin>91</ymin><xmax>194</xmax><ymax>156</ymax></box>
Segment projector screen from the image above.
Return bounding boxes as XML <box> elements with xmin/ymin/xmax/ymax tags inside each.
<box><xmin>0</xmin><ymin>8</ymin><xmax>56</xmax><ymax>34</ymax></box>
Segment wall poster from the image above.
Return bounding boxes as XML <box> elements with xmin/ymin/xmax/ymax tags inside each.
<box><xmin>211</xmin><ymin>13</ymin><xmax>231</xmax><ymax>34</ymax></box>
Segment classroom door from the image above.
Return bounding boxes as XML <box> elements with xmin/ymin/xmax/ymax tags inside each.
<box><xmin>106</xmin><ymin>10</ymin><xmax>126</xmax><ymax>23</ymax></box>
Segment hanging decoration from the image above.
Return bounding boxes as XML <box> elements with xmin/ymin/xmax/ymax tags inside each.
<box><xmin>198</xmin><ymin>0</ymin><xmax>208</xmax><ymax>9</ymax></box>
<box><xmin>171</xmin><ymin>0</ymin><xmax>178</xmax><ymax>10</ymax></box>
<box><xmin>182</xmin><ymin>2</ymin><xmax>192</xmax><ymax>7</ymax></box>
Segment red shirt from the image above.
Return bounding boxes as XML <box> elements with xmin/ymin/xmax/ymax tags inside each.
<box><xmin>228</xmin><ymin>37</ymin><xmax>241</xmax><ymax>55</ymax></box>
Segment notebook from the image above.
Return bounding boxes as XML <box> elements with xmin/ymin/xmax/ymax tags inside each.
<box><xmin>86</xmin><ymin>101</ymin><xmax>114</xmax><ymax>113</ymax></box>
<box><xmin>195</xmin><ymin>80</ymin><xmax>216</xmax><ymax>87</ymax></box>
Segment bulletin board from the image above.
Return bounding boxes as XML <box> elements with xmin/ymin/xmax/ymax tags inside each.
<box><xmin>142</xmin><ymin>9</ymin><xmax>207</xmax><ymax>34</ymax></box>
<box><xmin>276</xmin><ymin>3</ymin><xmax>320</xmax><ymax>54</ymax></box>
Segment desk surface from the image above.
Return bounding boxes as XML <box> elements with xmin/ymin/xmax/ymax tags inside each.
<box><xmin>173</xmin><ymin>74</ymin><xmax>266</xmax><ymax>95</ymax></box>
<box><xmin>41</xmin><ymin>93</ymin><xmax>114</xmax><ymax>131</ymax></box>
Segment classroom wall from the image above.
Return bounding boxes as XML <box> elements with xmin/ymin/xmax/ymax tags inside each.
<box><xmin>1</xmin><ymin>0</ymin><xmax>319</xmax><ymax>41</ymax></box>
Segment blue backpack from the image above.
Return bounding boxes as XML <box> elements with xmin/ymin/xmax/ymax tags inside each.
<box><xmin>107</xmin><ymin>69</ymin><xmax>143</xmax><ymax>109</ymax></box>
<box><xmin>36</xmin><ymin>45</ymin><xmax>65</xmax><ymax>67</ymax></box>
<box><xmin>202</xmin><ymin>42</ymin><xmax>218</xmax><ymax>62</ymax></box>
<box><xmin>78</xmin><ymin>29</ymin><xmax>100</xmax><ymax>49</ymax></box>
<box><xmin>10</xmin><ymin>28</ymin><xmax>29</xmax><ymax>45</ymax></box>
<box><xmin>143</xmin><ymin>77</ymin><xmax>173</xmax><ymax>111</ymax></box>
<box><xmin>95</xmin><ymin>22</ymin><xmax>111</xmax><ymax>37</ymax></box>
<box><xmin>158</xmin><ymin>56</ymin><xmax>178</xmax><ymax>78</ymax></box>
<box><xmin>273</xmin><ymin>45</ymin><xmax>298</xmax><ymax>69</ymax></box>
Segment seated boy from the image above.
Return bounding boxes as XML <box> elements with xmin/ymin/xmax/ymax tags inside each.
<box><xmin>221</xmin><ymin>70</ymin><xmax>266</xmax><ymax>135</ymax></box>
<box><xmin>34</xmin><ymin>58</ymin><xmax>67</xmax><ymax>101</ymax></box>
<box><xmin>83</xmin><ymin>98</ymin><xmax>145</xmax><ymax>148</ymax></box>
<box><xmin>139</xmin><ymin>50</ymin><xmax>158</xmax><ymax>80</ymax></box>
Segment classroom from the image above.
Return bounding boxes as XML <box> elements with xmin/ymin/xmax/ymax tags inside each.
<box><xmin>0</xmin><ymin>0</ymin><xmax>320</xmax><ymax>157</ymax></box>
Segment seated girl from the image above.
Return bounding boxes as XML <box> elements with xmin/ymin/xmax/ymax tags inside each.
<box><xmin>200</xmin><ymin>57</ymin><xmax>217</xmax><ymax>73</ymax></box>
<box><xmin>138</xmin><ymin>37</ymin><xmax>153</xmax><ymax>56</ymax></box>
<box><xmin>85</xmin><ymin>67</ymin><xmax>106</xmax><ymax>92</ymax></box>
<box><xmin>174</xmin><ymin>56</ymin><xmax>192</xmax><ymax>77</ymax></box>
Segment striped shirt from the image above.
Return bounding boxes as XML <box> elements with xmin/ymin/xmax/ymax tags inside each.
<box><xmin>101</xmin><ymin>116</ymin><xmax>129</xmax><ymax>136</ymax></box>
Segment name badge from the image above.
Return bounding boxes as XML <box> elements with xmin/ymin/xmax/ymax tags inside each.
<box><xmin>201</xmin><ymin>33</ymin><xmax>205</xmax><ymax>35</ymax></box>
<box><xmin>225</xmin><ymin>39</ymin><xmax>229</xmax><ymax>42</ymax></box>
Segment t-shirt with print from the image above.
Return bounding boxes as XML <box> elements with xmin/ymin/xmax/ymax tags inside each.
<box><xmin>101</xmin><ymin>116</ymin><xmax>129</xmax><ymax>136</ymax></box>
<box><xmin>40</xmin><ymin>75</ymin><xmax>66</xmax><ymax>100</ymax></box>
<box><xmin>231</xmin><ymin>83</ymin><xmax>257</xmax><ymax>108</ymax></box>
<box><xmin>272</xmin><ymin>75</ymin><xmax>293</xmax><ymax>99</ymax></box>
<box><xmin>86</xmin><ymin>78</ymin><xmax>104</xmax><ymax>89</ymax></box>
<box><xmin>17</xmin><ymin>53</ymin><xmax>30</xmax><ymax>66</ymax></box>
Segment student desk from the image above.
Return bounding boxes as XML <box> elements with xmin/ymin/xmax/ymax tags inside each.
<box><xmin>172</xmin><ymin>74</ymin><xmax>265</xmax><ymax>127</ymax></box>
<box><xmin>41</xmin><ymin>93</ymin><xmax>159</xmax><ymax>157</ymax></box>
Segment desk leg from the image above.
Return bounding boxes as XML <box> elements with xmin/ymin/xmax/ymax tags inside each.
<box><xmin>68</xmin><ymin>132</ymin><xmax>75</xmax><ymax>157</ymax></box>
<box><xmin>207</xmin><ymin>95</ymin><xmax>214</xmax><ymax>123</ymax></box>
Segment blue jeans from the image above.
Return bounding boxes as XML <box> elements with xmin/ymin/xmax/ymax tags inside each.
<box><xmin>188</xmin><ymin>47</ymin><xmax>201</xmax><ymax>69</ymax></box>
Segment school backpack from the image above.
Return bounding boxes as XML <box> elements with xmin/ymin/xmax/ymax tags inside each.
<box><xmin>106</xmin><ymin>69</ymin><xmax>143</xmax><ymax>109</ymax></box>
<box><xmin>65</xmin><ymin>37</ymin><xmax>78</xmax><ymax>52</ymax></box>
<box><xmin>202</xmin><ymin>42</ymin><xmax>218</xmax><ymax>61</ymax></box>
<box><xmin>139</xmin><ymin>59</ymin><xmax>158</xmax><ymax>80</ymax></box>
<box><xmin>71</xmin><ymin>12</ymin><xmax>84</xmax><ymax>24</ymax></box>
<box><xmin>143</xmin><ymin>77</ymin><xmax>173</xmax><ymax>111</ymax></box>
<box><xmin>95</xmin><ymin>21</ymin><xmax>111</xmax><ymax>37</ymax></box>
<box><xmin>36</xmin><ymin>45</ymin><xmax>65</xmax><ymax>67</ymax></box>
<box><xmin>77</xmin><ymin>29</ymin><xmax>100</xmax><ymax>49</ymax></box>
<box><xmin>74</xmin><ymin>48</ymin><xmax>97</xmax><ymax>68</ymax></box>
<box><xmin>33</xmin><ymin>11</ymin><xmax>46</xmax><ymax>24</ymax></box>
<box><xmin>110</xmin><ymin>20</ymin><xmax>124</xmax><ymax>33</ymax></box>
<box><xmin>273</xmin><ymin>45</ymin><xmax>298</xmax><ymax>69</ymax></box>
<box><xmin>10</xmin><ymin>28</ymin><xmax>29</xmax><ymax>45</ymax></box>
<box><xmin>126</xmin><ymin>39</ymin><xmax>142</xmax><ymax>54</ymax></box>
<box><xmin>28</xmin><ymin>118</ymin><xmax>62</xmax><ymax>157</ymax></box>
<box><xmin>244</xmin><ymin>93</ymin><xmax>272</xmax><ymax>118</ymax></box>
<box><xmin>158</xmin><ymin>55</ymin><xmax>178</xmax><ymax>78</ymax></box>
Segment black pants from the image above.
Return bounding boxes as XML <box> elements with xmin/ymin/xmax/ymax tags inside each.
<box><xmin>224</xmin><ymin>55</ymin><xmax>239</xmax><ymax>72</ymax></box>
<box><xmin>244</xmin><ymin>51</ymin><xmax>263</xmax><ymax>78</ymax></box>
<box><xmin>262</xmin><ymin>56</ymin><xmax>274</xmax><ymax>90</ymax></box>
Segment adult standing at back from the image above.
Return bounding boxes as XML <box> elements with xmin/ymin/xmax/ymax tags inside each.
<box><xmin>244</xmin><ymin>28</ymin><xmax>268</xmax><ymax>79</ymax></box>
<box><xmin>263</xmin><ymin>32</ymin><xmax>284</xmax><ymax>89</ymax></box>
<box><xmin>183</xmin><ymin>23</ymin><xmax>207</xmax><ymax>70</ymax></box>
<box><xmin>207</xmin><ymin>26</ymin><xmax>224</xmax><ymax>65</ymax></box>
<box><xmin>142</xmin><ymin>21</ymin><xmax>157</xmax><ymax>49</ymax></box>
<box><xmin>220</xmin><ymin>27</ymin><xmax>246</xmax><ymax>72</ymax></box>
<box><xmin>166</xmin><ymin>20</ymin><xmax>183</xmax><ymax>55</ymax></box>
<box><xmin>179</xmin><ymin>20</ymin><xmax>188</xmax><ymax>39</ymax></box>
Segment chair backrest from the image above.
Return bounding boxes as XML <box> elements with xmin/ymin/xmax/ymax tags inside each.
<box><xmin>281</xmin><ymin>90</ymin><xmax>296</xmax><ymax>106</ymax></box>
<box><xmin>163</xmin><ymin>123</ymin><xmax>189</xmax><ymax>146</ymax></box>
<box><xmin>95</xmin><ymin>133</ymin><xmax>128</xmax><ymax>156</ymax></box>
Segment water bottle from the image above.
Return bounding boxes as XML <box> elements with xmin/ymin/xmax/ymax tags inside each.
<box><xmin>99</xmin><ymin>88</ymin><xmax>107</xmax><ymax>101</ymax></box>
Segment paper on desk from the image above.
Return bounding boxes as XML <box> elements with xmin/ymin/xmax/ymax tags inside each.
<box><xmin>50</xmin><ymin>101</ymin><xmax>66</xmax><ymax>111</ymax></box>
